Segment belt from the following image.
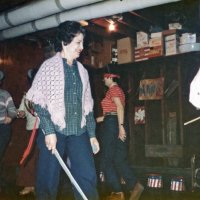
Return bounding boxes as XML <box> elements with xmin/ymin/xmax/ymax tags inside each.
<box><xmin>104</xmin><ymin>112</ymin><xmax>117</xmax><ymax>116</ymax></box>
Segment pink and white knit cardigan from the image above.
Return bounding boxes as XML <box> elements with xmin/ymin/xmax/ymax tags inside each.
<box><xmin>26</xmin><ymin>52</ymin><xmax>94</xmax><ymax>130</ymax></box>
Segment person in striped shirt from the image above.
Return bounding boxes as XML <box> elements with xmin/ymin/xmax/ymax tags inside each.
<box><xmin>0</xmin><ymin>70</ymin><xmax>17</xmax><ymax>189</ymax></box>
<box><xmin>96</xmin><ymin>72</ymin><xmax>144</xmax><ymax>200</ymax></box>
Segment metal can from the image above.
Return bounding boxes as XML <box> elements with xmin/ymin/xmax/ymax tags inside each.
<box><xmin>147</xmin><ymin>173</ymin><xmax>163</xmax><ymax>188</ymax></box>
<box><xmin>170</xmin><ymin>177</ymin><xmax>185</xmax><ymax>191</ymax></box>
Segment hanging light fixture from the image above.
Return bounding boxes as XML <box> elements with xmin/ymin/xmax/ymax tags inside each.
<box><xmin>108</xmin><ymin>20</ymin><xmax>115</xmax><ymax>31</ymax></box>
<box><xmin>106</xmin><ymin>14</ymin><xmax>123</xmax><ymax>32</ymax></box>
<box><xmin>79</xmin><ymin>20</ymin><xmax>89</xmax><ymax>26</ymax></box>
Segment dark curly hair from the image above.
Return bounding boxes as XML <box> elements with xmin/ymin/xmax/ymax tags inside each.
<box><xmin>54</xmin><ymin>21</ymin><xmax>86</xmax><ymax>52</ymax></box>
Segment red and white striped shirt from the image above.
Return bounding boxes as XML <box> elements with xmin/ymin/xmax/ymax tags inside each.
<box><xmin>101</xmin><ymin>85</ymin><xmax>125</xmax><ymax>114</ymax></box>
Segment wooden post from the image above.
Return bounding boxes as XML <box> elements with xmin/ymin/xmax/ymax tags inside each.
<box><xmin>178</xmin><ymin>59</ymin><xmax>184</xmax><ymax>145</ymax></box>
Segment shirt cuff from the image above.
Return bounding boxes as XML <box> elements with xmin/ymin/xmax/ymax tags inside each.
<box><xmin>41</xmin><ymin>123</ymin><xmax>55</xmax><ymax>135</ymax></box>
<box><xmin>87</xmin><ymin>130</ymin><xmax>96</xmax><ymax>138</ymax></box>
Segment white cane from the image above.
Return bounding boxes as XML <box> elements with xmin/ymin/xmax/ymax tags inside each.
<box><xmin>184</xmin><ymin>116</ymin><xmax>200</xmax><ymax>126</ymax></box>
<box><xmin>53</xmin><ymin>149</ymin><xmax>88</xmax><ymax>200</ymax></box>
<box><xmin>41</xmin><ymin>129</ymin><xmax>88</xmax><ymax>200</ymax></box>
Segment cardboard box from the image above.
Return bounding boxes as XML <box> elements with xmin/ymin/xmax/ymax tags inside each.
<box><xmin>136</xmin><ymin>31</ymin><xmax>149</xmax><ymax>47</ymax></box>
<box><xmin>134</xmin><ymin>46</ymin><xmax>150</xmax><ymax>62</ymax></box>
<box><xmin>117</xmin><ymin>37</ymin><xmax>134</xmax><ymax>64</ymax></box>
<box><xmin>180</xmin><ymin>33</ymin><xmax>196</xmax><ymax>44</ymax></box>
<box><xmin>163</xmin><ymin>30</ymin><xmax>179</xmax><ymax>56</ymax></box>
<box><xmin>151</xmin><ymin>32</ymin><xmax>162</xmax><ymax>38</ymax></box>
<box><xmin>162</xmin><ymin>29</ymin><xmax>177</xmax><ymax>36</ymax></box>
<box><xmin>149</xmin><ymin>37</ymin><xmax>163</xmax><ymax>47</ymax></box>
<box><xmin>148</xmin><ymin>46</ymin><xmax>163</xmax><ymax>58</ymax></box>
<box><xmin>165</xmin><ymin>40</ymin><xmax>178</xmax><ymax>55</ymax></box>
<box><xmin>165</xmin><ymin>34</ymin><xmax>177</xmax><ymax>41</ymax></box>
<box><xmin>168</xmin><ymin>22</ymin><xmax>182</xmax><ymax>30</ymax></box>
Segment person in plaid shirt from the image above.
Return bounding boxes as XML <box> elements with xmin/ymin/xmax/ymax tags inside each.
<box><xmin>26</xmin><ymin>21</ymin><xmax>99</xmax><ymax>200</ymax></box>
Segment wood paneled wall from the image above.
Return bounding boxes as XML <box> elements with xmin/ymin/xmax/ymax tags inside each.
<box><xmin>0</xmin><ymin>39</ymin><xmax>44</xmax><ymax>180</ymax></box>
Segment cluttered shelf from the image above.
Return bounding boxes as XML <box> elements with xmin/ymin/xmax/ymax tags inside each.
<box><xmin>115</xmin><ymin>30</ymin><xmax>200</xmax><ymax>67</ymax></box>
<box><xmin>82</xmin><ymin>29</ymin><xmax>200</xmax><ymax>69</ymax></box>
<box><xmin>117</xmin><ymin>50</ymin><xmax>200</xmax><ymax>68</ymax></box>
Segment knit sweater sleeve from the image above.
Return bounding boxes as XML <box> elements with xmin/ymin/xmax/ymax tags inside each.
<box><xmin>5</xmin><ymin>91</ymin><xmax>17</xmax><ymax>118</ymax></box>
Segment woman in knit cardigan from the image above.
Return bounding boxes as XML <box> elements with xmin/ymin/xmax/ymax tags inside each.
<box><xmin>26</xmin><ymin>21</ymin><xmax>99</xmax><ymax>200</ymax></box>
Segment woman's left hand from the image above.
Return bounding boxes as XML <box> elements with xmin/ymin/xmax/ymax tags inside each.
<box><xmin>118</xmin><ymin>126</ymin><xmax>126</xmax><ymax>142</ymax></box>
<box><xmin>90</xmin><ymin>137</ymin><xmax>100</xmax><ymax>154</ymax></box>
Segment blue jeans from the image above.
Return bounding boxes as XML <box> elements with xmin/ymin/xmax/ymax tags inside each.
<box><xmin>101</xmin><ymin>115</ymin><xmax>137</xmax><ymax>192</ymax></box>
<box><xmin>36</xmin><ymin>131</ymin><xmax>98</xmax><ymax>200</ymax></box>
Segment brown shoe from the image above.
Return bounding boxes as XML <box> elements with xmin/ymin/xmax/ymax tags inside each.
<box><xmin>129</xmin><ymin>182</ymin><xmax>144</xmax><ymax>200</ymax></box>
<box><xmin>107</xmin><ymin>192</ymin><xmax>125</xmax><ymax>200</ymax></box>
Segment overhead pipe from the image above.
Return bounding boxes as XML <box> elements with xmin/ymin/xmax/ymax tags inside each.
<box><xmin>0</xmin><ymin>0</ymin><xmax>181</xmax><ymax>41</ymax></box>
<box><xmin>0</xmin><ymin>0</ymin><xmax>104</xmax><ymax>31</ymax></box>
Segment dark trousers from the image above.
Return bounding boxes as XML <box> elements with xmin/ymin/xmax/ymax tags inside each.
<box><xmin>36</xmin><ymin>131</ymin><xmax>99</xmax><ymax>200</ymax></box>
<box><xmin>0</xmin><ymin>124</ymin><xmax>11</xmax><ymax>184</ymax></box>
<box><xmin>101</xmin><ymin>115</ymin><xmax>137</xmax><ymax>193</ymax></box>
<box><xmin>0</xmin><ymin>124</ymin><xmax>11</xmax><ymax>161</ymax></box>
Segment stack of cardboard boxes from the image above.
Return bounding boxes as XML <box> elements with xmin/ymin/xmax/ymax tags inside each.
<box><xmin>148</xmin><ymin>32</ymin><xmax>163</xmax><ymax>58</ymax></box>
<box><xmin>84</xmin><ymin>28</ymin><xmax>194</xmax><ymax>67</ymax></box>
<box><xmin>116</xmin><ymin>29</ymin><xmax>180</xmax><ymax>64</ymax></box>
<box><xmin>134</xmin><ymin>31</ymin><xmax>164</xmax><ymax>62</ymax></box>
<box><xmin>134</xmin><ymin>31</ymin><xmax>150</xmax><ymax>62</ymax></box>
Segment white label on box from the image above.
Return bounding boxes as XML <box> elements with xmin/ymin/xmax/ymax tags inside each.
<box><xmin>165</xmin><ymin>34</ymin><xmax>177</xmax><ymax>41</ymax></box>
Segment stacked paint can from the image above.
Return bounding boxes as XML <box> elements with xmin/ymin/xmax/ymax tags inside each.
<box><xmin>170</xmin><ymin>176</ymin><xmax>185</xmax><ymax>191</ymax></box>
<box><xmin>169</xmin><ymin>176</ymin><xmax>185</xmax><ymax>200</ymax></box>
<box><xmin>147</xmin><ymin>173</ymin><xmax>163</xmax><ymax>200</ymax></box>
<box><xmin>147</xmin><ymin>174</ymin><xmax>163</xmax><ymax>188</ymax></box>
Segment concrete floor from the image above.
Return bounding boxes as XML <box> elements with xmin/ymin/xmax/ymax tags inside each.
<box><xmin>0</xmin><ymin>182</ymin><xmax>200</xmax><ymax>200</ymax></box>
<box><xmin>0</xmin><ymin>167</ymin><xmax>200</xmax><ymax>200</ymax></box>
